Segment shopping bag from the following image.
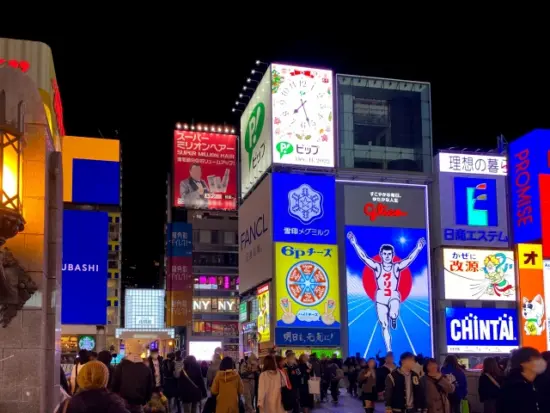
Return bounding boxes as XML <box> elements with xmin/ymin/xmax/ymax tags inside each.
<box><xmin>308</xmin><ymin>377</ymin><xmax>321</xmax><ymax>395</ymax></box>
<box><xmin>460</xmin><ymin>399</ymin><xmax>470</xmax><ymax>413</ymax></box>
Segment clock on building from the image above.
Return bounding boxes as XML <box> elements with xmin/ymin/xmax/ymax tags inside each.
<box><xmin>271</xmin><ymin>64</ymin><xmax>334</xmax><ymax>167</ymax></box>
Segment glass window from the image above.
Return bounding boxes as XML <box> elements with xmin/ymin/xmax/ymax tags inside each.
<box><xmin>199</xmin><ymin>230</ymin><xmax>211</xmax><ymax>244</ymax></box>
<box><xmin>211</xmin><ymin>230</ymin><xmax>220</xmax><ymax>245</ymax></box>
<box><xmin>337</xmin><ymin>75</ymin><xmax>432</xmax><ymax>173</ymax></box>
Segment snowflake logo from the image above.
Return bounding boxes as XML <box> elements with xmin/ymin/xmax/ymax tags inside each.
<box><xmin>288</xmin><ymin>184</ymin><xmax>324</xmax><ymax>225</ymax></box>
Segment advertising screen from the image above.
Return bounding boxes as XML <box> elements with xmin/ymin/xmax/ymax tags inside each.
<box><xmin>509</xmin><ymin>129</ymin><xmax>550</xmax><ymax>244</ymax></box>
<box><xmin>275</xmin><ymin>243</ymin><xmax>340</xmax><ymax>346</ymax></box>
<box><xmin>271</xmin><ymin>64</ymin><xmax>334</xmax><ymax>168</ymax></box>
<box><xmin>344</xmin><ymin>183</ymin><xmax>432</xmax><ymax>358</ymax></box>
<box><xmin>272</xmin><ymin>173</ymin><xmax>336</xmax><ymax>244</ymax></box>
<box><xmin>240</xmin><ymin>69</ymin><xmax>273</xmax><ymax>198</ymax></box>
<box><xmin>540</xmin><ymin>174</ymin><xmax>550</xmax><ymax>257</ymax></box>
<box><xmin>257</xmin><ymin>283</ymin><xmax>271</xmax><ymax>343</ymax></box>
<box><xmin>445</xmin><ymin>307</ymin><xmax>519</xmax><ymax>353</ymax></box>
<box><xmin>438</xmin><ymin>153</ymin><xmax>507</xmax><ymax>176</ymax></box>
<box><xmin>62</xmin><ymin>210</ymin><xmax>109</xmax><ymax>325</ymax></box>
<box><xmin>544</xmin><ymin>261</ymin><xmax>550</xmax><ymax>349</ymax></box>
<box><xmin>239</xmin><ymin>302</ymin><xmax>248</xmax><ymax>323</ymax></box>
<box><xmin>238</xmin><ymin>175</ymin><xmax>272</xmax><ymax>293</ymax></box>
<box><xmin>173</xmin><ymin>131</ymin><xmax>237</xmax><ymax>210</ymax></box>
<box><xmin>189</xmin><ymin>341</ymin><xmax>222</xmax><ymax>361</ymax></box>
<box><xmin>167</xmin><ymin>222</ymin><xmax>192</xmax><ymax>257</ymax></box>
<box><xmin>442</xmin><ymin>248</ymin><xmax>515</xmax><ymax>301</ymax></box>
<box><xmin>517</xmin><ymin>244</ymin><xmax>547</xmax><ymax>350</ymax></box>
<box><xmin>63</xmin><ymin>136</ymin><xmax>120</xmax><ymax>205</ymax></box>
<box><xmin>125</xmin><ymin>289</ymin><xmax>165</xmax><ymax>329</ymax></box>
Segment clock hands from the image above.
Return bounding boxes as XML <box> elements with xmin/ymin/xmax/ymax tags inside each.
<box><xmin>293</xmin><ymin>100</ymin><xmax>307</xmax><ymax>114</ymax></box>
<box><xmin>301</xmin><ymin>98</ymin><xmax>311</xmax><ymax>127</ymax></box>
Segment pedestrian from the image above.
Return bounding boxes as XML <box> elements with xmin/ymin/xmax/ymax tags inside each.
<box><xmin>478</xmin><ymin>357</ymin><xmax>503</xmax><ymax>413</ymax></box>
<box><xmin>298</xmin><ymin>354</ymin><xmax>314</xmax><ymax>413</ymax></box>
<box><xmin>97</xmin><ymin>350</ymin><xmax>115</xmax><ymax>390</ymax></box>
<box><xmin>347</xmin><ymin>357</ymin><xmax>359</xmax><ymax>397</ymax></box>
<box><xmin>375</xmin><ymin>351</ymin><xmax>396</xmax><ymax>400</ymax></box>
<box><xmin>207</xmin><ymin>348</ymin><xmax>223</xmax><ymax>388</ymax></box>
<box><xmin>148</xmin><ymin>349</ymin><xmax>164</xmax><ymax>390</ymax></box>
<box><xmin>181</xmin><ymin>355</ymin><xmax>207</xmax><ymax>413</ymax></box>
<box><xmin>441</xmin><ymin>355</ymin><xmax>467</xmax><ymax>413</ymax></box>
<box><xmin>111</xmin><ymin>341</ymin><xmax>154</xmax><ymax>413</ymax></box>
<box><xmin>358</xmin><ymin>358</ymin><xmax>377</xmax><ymax>413</ymax></box>
<box><xmin>163</xmin><ymin>353</ymin><xmax>179</xmax><ymax>411</ymax></box>
<box><xmin>257</xmin><ymin>356</ymin><xmax>286</xmax><ymax>413</ymax></box>
<box><xmin>211</xmin><ymin>357</ymin><xmax>244</xmax><ymax>413</ymax></box>
<box><xmin>240</xmin><ymin>353</ymin><xmax>259</xmax><ymax>413</ymax></box>
<box><xmin>384</xmin><ymin>352</ymin><xmax>426</xmax><ymax>412</ymax></box>
<box><xmin>70</xmin><ymin>350</ymin><xmax>90</xmax><ymax>394</ymax></box>
<box><xmin>497</xmin><ymin>347</ymin><xmax>548</xmax><ymax>413</ymax></box>
<box><xmin>285</xmin><ymin>352</ymin><xmax>301</xmax><ymax>413</ymax></box>
<box><xmin>421</xmin><ymin>358</ymin><xmax>454</xmax><ymax>413</ymax></box>
<box><xmin>60</xmin><ymin>360</ymin><xmax>129</xmax><ymax>413</ymax></box>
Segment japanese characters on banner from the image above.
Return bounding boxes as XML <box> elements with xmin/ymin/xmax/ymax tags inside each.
<box><xmin>257</xmin><ymin>283</ymin><xmax>271</xmax><ymax>343</ymax></box>
<box><xmin>517</xmin><ymin>244</ymin><xmax>547</xmax><ymax>351</ymax></box>
<box><xmin>445</xmin><ymin>307</ymin><xmax>519</xmax><ymax>353</ymax></box>
<box><xmin>435</xmin><ymin>152</ymin><xmax>509</xmax><ymax>248</ymax></box>
<box><xmin>272</xmin><ymin>173</ymin><xmax>336</xmax><ymax>244</ymax></box>
<box><xmin>238</xmin><ymin>175</ymin><xmax>273</xmax><ymax>293</ymax></box>
<box><xmin>271</xmin><ymin>64</ymin><xmax>335</xmax><ymax>168</ymax></box>
<box><xmin>166</xmin><ymin>222</ymin><xmax>193</xmax><ymax>327</ymax></box>
<box><xmin>173</xmin><ymin>130</ymin><xmax>237</xmax><ymax>210</ymax></box>
<box><xmin>274</xmin><ymin>243</ymin><xmax>340</xmax><ymax>346</ymax></box>
<box><xmin>343</xmin><ymin>183</ymin><xmax>433</xmax><ymax>358</ymax></box>
<box><xmin>442</xmin><ymin>248</ymin><xmax>515</xmax><ymax>301</ymax></box>
<box><xmin>240</xmin><ymin>69</ymin><xmax>272</xmax><ymax>198</ymax></box>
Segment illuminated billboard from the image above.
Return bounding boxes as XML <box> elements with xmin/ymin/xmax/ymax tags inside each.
<box><xmin>192</xmin><ymin>298</ymin><xmax>238</xmax><ymax>313</ymax></box>
<box><xmin>435</xmin><ymin>153</ymin><xmax>509</xmax><ymax>248</ymax></box>
<box><xmin>62</xmin><ymin>210</ymin><xmax>109</xmax><ymax>325</ymax></box>
<box><xmin>509</xmin><ymin>129</ymin><xmax>550</xmax><ymax>244</ymax></box>
<box><xmin>438</xmin><ymin>153</ymin><xmax>507</xmax><ymax>176</ymax></box>
<box><xmin>343</xmin><ymin>182</ymin><xmax>432</xmax><ymax>358</ymax></box>
<box><xmin>125</xmin><ymin>289</ymin><xmax>165</xmax><ymax>329</ymax></box>
<box><xmin>63</xmin><ymin>136</ymin><xmax>120</xmax><ymax>205</ymax></box>
<box><xmin>238</xmin><ymin>175</ymin><xmax>272</xmax><ymax>293</ymax></box>
<box><xmin>173</xmin><ymin>131</ymin><xmax>237</xmax><ymax>210</ymax></box>
<box><xmin>271</xmin><ymin>64</ymin><xmax>334</xmax><ymax>168</ymax></box>
<box><xmin>517</xmin><ymin>244</ymin><xmax>547</xmax><ymax>350</ymax></box>
<box><xmin>275</xmin><ymin>243</ymin><xmax>340</xmax><ymax>346</ymax></box>
<box><xmin>443</xmin><ymin>248</ymin><xmax>515</xmax><ymax>301</ymax></box>
<box><xmin>240</xmin><ymin>69</ymin><xmax>272</xmax><ymax>198</ymax></box>
<box><xmin>257</xmin><ymin>283</ymin><xmax>270</xmax><ymax>343</ymax></box>
<box><xmin>445</xmin><ymin>307</ymin><xmax>519</xmax><ymax>353</ymax></box>
<box><xmin>272</xmin><ymin>173</ymin><xmax>336</xmax><ymax>244</ymax></box>
<box><xmin>543</xmin><ymin>261</ymin><xmax>550</xmax><ymax>350</ymax></box>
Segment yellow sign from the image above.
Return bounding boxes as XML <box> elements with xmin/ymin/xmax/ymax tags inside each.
<box><xmin>517</xmin><ymin>244</ymin><xmax>543</xmax><ymax>270</ymax></box>
<box><xmin>275</xmin><ymin>243</ymin><xmax>340</xmax><ymax>329</ymax></box>
<box><xmin>257</xmin><ymin>283</ymin><xmax>270</xmax><ymax>343</ymax></box>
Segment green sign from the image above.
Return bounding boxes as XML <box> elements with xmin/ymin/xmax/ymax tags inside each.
<box><xmin>78</xmin><ymin>335</ymin><xmax>96</xmax><ymax>351</ymax></box>
<box><xmin>244</xmin><ymin>103</ymin><xmax>265</xmax><ymax>170</ymax></box>
<box><xmin>239</xmin><ymin>302</ymin><xmax>248</xmax><ymax>323</ymax></box>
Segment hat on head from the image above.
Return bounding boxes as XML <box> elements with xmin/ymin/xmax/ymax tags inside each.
<box><xmin>77</xmin><ymin>361</ymin><xmax>109</xmax><ymax>391</ymax></box>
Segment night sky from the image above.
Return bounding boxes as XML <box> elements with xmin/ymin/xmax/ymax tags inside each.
<box><xmin>4</xmin><ymin>31</ymin><xmax>549</xmax><ymax>285</ymax></box>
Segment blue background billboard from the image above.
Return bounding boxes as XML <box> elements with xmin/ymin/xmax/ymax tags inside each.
<box><xmin>445</xmin><ymin>307</ymin><xmax>519</xmax><ymax>354</ymax></box>
<box><xmin>509</xmin><ymin>129</ymin><xmax>550</xmax><ymax>244</ymax></box>
<box><xmin>167</xmin><ymin>222</ymin><xmax>193</xmax><ymax>257</ymax></box>
<box><xmin>345</xmin><ymin>225</ymin><xmax>431</xmax><ymax>358</ymax></box>
<box><xmin>272</xmin><ymin>173</ymin><xmax>336</xmax><ymax>244</ymax></box>
<box><xmin>62</xmin><ymin>210</ymin><xmax>109</xmax><ymax>325</ymax></box>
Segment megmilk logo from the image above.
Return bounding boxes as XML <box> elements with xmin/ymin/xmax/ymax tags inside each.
<box><xmin>244</xmin><ymin>103</ymin><xmax>265</xmax><ymax>171</ymax></box>
<box><xmin>288</xmin><ymin>183</ymin><xmax>324</xmax><ymax>225</ymax></box>
<box><xmin>454</xmin><ymin>177</ymin><xmax>498</xmax><ymax>226</ymax></box>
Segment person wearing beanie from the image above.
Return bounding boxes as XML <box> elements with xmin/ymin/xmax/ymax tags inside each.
<box><xmin>57</xmin><ymin>361</ymin><xmax>129</xmax><ymax>413</ymax></box>
<box><xmin>112</xmin><ymin>340</ymin><xmax>154</xmax><ymax>413</ymax></box>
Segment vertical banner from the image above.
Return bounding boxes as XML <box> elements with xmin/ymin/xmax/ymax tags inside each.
<box><xmin>257</xmin><ymin>283</ymin><xmax>271</xmax><ymax>343</ymax></box>
<box><xmin>539</xmin><ymin>174</ymin><xmax>550</xmax><ymax>258</ymax></box>
<box><xmin>166</xmin><ymin>222</ymin><xmax>193</xmax><ymax>326</ymax></box>
<box><xmin>517</xmin><ymin>243</ymin><xmax>547</xmax><ymax>350</ymax></box>
<box><xmin>344</xmin><ymin>183</ymin><xmax>432</xmax><ymax>358</ymax></box>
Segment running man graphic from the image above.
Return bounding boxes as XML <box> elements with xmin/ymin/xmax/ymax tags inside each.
<box><xmin>347</xmin><ymin>231</ymin><xmax>426</xmax><ymax>352</ymax></box>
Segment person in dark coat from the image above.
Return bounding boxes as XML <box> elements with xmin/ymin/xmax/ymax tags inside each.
<box><xmin>60</xmin><ymin>366</ymin><xmax>71</xmax><ymax>395</ymax></box>
<box><xmin>148</xmin><ymin>349</ymin><xmax>164</xmax><ymax>389</ymax></box>
<box><xmin>497</xmin><ymin>347</ymin><xmax>549</xmax><ymax>413</ymax></box>
<box><xmin>163</xmin><ymin>353</ymin><xmax>179</xmax><ymax>407</ymax></box>
<box><xmin>478</xmin><ymin>357</ymin><xmax>503</xmax><ymax>413</ymax></box>
<box><xmin>384</xmin><ymin>352</ymin><xmax>426</xmax><ymax>412</ymax></box>
<box><xmin>97</xmin><ymin>350</ymin><xmax>115</xmax><ymax>390</ymax></box>
<box><xmin>298</xmin><ymin>354</ymin><xmax>314</xmax><ymax>413</ymax></box>
<box><xmin>285</xmin><ymin>353</ymin><xmax>302</xmax><ymax>413</ymax></box>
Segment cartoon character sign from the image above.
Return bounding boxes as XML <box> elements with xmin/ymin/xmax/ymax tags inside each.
<box><xmin>522</xmin><ymin>295</ymin><xmax>546</xmax><ymax>336</ymax></box>
<box><xmin>346</xmin><ymin>226</ymin><xmax>431</xmax><ymax>358</ymax></box>
<box><xmin>484</xmin><ymin>253</ymin><xmax>514</xmax><ymax>296</ymax></box>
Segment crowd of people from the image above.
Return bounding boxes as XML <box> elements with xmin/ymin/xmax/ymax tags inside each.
<box><xmin>55</xmin><ymin>344</ymin><xmax>550</xmax><ymax>413</ymax></box>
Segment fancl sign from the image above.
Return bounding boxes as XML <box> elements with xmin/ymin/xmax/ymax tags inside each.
<box><xmin>240</xmin><ymin>214</ymin><xmax>269</xmax><ymax>250</ymax></box>
<box><xmin>445</xmin><ymin>307</ymin><xmax>519</xmax><ymax>354</ymax></box>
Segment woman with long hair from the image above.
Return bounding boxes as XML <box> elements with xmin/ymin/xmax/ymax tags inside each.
<box><xmin>358</xmin><ymin>358</ymin><xmax>377</xmax><ymax>413</ymax></box>
<box><xmin>478</xmin><ymin>357</ymin><xmax>503</xmax><ymax>413</ymax></box>
<box><xmin>441</xmin><ymin>355</ymin><xmax>467</xmax><ymax>413</ymax></box>
<box><xmin>421</xmin><ymin>358</ymin><xmax>454</xmax><ymax>413</ymax></box>
<box><xmin>211</xmin><ymin>357</ymin><xmax>244</xmax><ymax>413</ymax></box>
<box><xmin>258</xmin><ymin>356</ymin><xmax>286</xmax><ymax>413</ymax></box>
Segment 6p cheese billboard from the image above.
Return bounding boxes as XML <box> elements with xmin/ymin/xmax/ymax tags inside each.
<box><xmin>174</xmin><ymin>131</ymin><xmax>237</xmax><ymax>210</ymax></box>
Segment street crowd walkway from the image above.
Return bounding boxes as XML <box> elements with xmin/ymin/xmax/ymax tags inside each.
<box><xmin>314</xmin><ymin>393</ymin><xmax>386</xmax><ymax>413</ymax></box>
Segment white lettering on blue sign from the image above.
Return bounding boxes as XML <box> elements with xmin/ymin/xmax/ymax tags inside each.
<box><xmin>444</xmin><ymin>228</ymin><xmax>508</xmax><ymax>243</ymax></box>
<box><xmin>62</xmin><ymin>264</ymin><xmax>100</xmax><ymax>272</ymax></box>
<box><xmin>450</xmin><ymin>312</ymin><xmax>515</xmax><ymax>341</ymax></box>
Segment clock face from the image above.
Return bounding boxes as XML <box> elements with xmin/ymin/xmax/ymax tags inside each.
<box><xmin>271</xmin><ymin>64</ymin><xmax>334</xmax><ymax>167</ymax></box>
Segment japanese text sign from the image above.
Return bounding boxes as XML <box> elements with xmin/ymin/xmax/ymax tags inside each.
<box><xmin>167</xmin><ymin>256</ymin><xmax>193</xmax><ymax>291</ymax></box>
<box><xmin>167</xmin><ymin>290</ymin><xmax>193</xmax><ymax>327</ymax></box>
<box><xmin>272</xmin><ymin>173</ymin><xmax>336</xmax><ymax>244</ymax></box>
<box><xmin>509</xmin><ymin>129</ymin><xmax>550</xmax><ymax>244</ymax></box>
<box><xmin>167</xmin><ymin>222</ymin><xmax>192</xmax><ymax>257</ymax></box>
<box><xmin>257</xmin><ymin>283</ymin><xmax>271</xmax><ymax>343</ymax></box>
<box><xmin>438</xmin><ymin>153</ymin><xmax>507</xmax><ymax>176</ymax></box>
<box><xmin>443</xmin><ymin>248</ymin><xmax>516</xmax><ymax>301</ymax></box>
<box><xmin>274</xmin><ymin>242</ymin><xmax>340</xmax><ymax>345</ymax></box>
<box><xmin>517</xmin><ymin>244</ymin><xmax>546</xmax><ymax>350</ymax></box>
<box><xmin>543</xmin><ymin>261</ymin><xmax>550</xmax><ymax>350</ymax></box>
<box><xmin>343</xmin><ymin>183</ymin><xmax>427</xmax><ymax>229</ymax></box>
<box><xmin>436</xmin><ymin>157</ymin><xmax>510</xmax><ymax>248</ymax></box>
<box><xmin>173</xmin><ymin>131</ymin><xmax>237</xmax><ymax>210</ymax></box>
<box><xmin>275</xmin><ymin>327</ymin><xmax>340</xmax><ymax>346</ymax></box>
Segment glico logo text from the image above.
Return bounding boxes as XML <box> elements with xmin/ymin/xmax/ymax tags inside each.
<box><xmin>363</xmin><ymin>202</ymin><xmax>408</xmax><ymax>222</ymax></box>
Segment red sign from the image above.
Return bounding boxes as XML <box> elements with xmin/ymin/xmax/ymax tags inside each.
<box><xmin>363</xmin><ymin>202</ymin><xmax>408</xmax><ymax>222</ymax></box>
<box><xmin>167</xmin><ymin>256</ymin><xmax>193</xmax><ymax>291</ymax></box>
<box><xmin>51</xmin><ymin>78</ymin><xmax>65</xmax><ymax>137</ymax></box>
<box><xmin>0</xmin><ymin>59</ymin><xmax>30</xmax><ymax>73</ymax></box>
<box><xmin>173</xmin><ymin>131</ymin><xmax>237</xmax><ymax>210</ymax></box>
<box><xmin>540</xmin><ymin>174</ymin><xmax>550</xmax><ymax>257</ymax></box>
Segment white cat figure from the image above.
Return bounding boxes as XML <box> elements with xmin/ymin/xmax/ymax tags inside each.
<box><xmin>522</xmin><ymin>295</ymin><xmax>546</xmax><ymax>336</ymax></box>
